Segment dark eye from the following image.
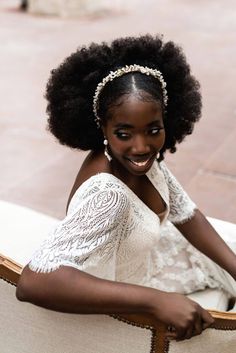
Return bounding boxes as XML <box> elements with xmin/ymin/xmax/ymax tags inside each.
<box><xmin>149</xmin><ymin>127</ymin><xmax>161</xmax><ymax>135</ymax></box>
<box><xmin>114</xmin><ymin>131</ymin><xmax>131</xmax><ymax>140</ymax></box>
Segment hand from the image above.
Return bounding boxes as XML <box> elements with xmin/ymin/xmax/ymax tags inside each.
<box><xmin>151</xmin><ymin>292</ymin><xmax>214</xmax><ymax>341</ymax></box>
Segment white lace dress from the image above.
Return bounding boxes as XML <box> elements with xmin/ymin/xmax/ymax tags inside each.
<box><xmin>29</xmin><ymin>160</ymin><xmax>236</xmax><ymax>297</ymax></box>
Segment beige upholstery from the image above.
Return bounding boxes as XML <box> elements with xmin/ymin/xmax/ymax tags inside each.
<box><xmin>1</xmin><ymin>279</ymin><xmax>236</xmax><ymax>353</ymax></box>
<box><xmin>0</xmin><ymin>280</ymin><xmax>154</xmax><ymax>353</ymax></box>
<box><xmin>0</xmin><ymin>200</ymin><xmax>58</xmax><ymax>266</ymax></box>
<box><xmin>187</xmin><ymin>288</ymin><xmax>230</xmax><ymax>311</ymax></box>
<box><xmin>167</xmin><ymin>328</ymin><xmax>236</xmax><ymax>353</ymax></box>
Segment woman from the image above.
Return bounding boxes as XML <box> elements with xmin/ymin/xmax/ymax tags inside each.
<box><xmin>16</xmin><ymin>34</ymin><xmax>236</xmax><ymax>342</ymax></box>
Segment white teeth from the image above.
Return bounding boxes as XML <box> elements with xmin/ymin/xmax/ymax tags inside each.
<box><xmin>130</xmin><ymin>160</ymin><xmax>149</xmax><ymax>167</ymax></box>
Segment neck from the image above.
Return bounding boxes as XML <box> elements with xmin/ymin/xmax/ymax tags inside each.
<box><xmin>110</xmin><ymin>160</ymin><xmax>143</xmax><ymax>191</ymax></box>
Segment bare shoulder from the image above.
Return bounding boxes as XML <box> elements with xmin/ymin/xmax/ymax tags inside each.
<box><xmin>66</xmin><ymin>151</ymin><xmax>111</xmax><ymax>209</ymax></box>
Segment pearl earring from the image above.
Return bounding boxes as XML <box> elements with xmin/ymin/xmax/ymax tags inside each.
<box><xmin>156</xmin><ymin>152</ymin><xmax>160</xmax><ymax>160</ymax></box>
<box><xmin>103</xmin><ymin>139</ymin><xmax>112</xmax><ymax>162</ymax></box>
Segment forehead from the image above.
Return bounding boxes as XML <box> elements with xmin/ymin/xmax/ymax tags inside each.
<box><xmin>108</xmin><ymin>95</ymin><xmax>163</xmax><ymax>127</ymax></box>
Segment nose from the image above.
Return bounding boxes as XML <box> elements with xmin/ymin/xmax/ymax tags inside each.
<box><xmin>131</xmin><ymin>135</ymin><xmax>151</xmax><ymax>154</ymax></box>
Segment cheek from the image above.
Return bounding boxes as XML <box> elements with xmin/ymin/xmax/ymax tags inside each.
<box><xmin>109</xmin><ymin>140</ymin><xmax>125</xmax><ymax>154</ymax></box>
<box><xmin>107</xmin><ymin>136</ymin><xmax>128</xmax><ymax>156</ymax></box>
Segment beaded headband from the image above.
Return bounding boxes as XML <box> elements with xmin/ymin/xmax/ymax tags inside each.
<box><xmin>93</xmin><ymin>64</ymin><xmax>168</xmax><ymax>127</ymax></box>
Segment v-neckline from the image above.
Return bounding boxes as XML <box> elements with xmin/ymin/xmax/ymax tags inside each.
<box><xmin>69</xmin><ymin>160</ymin><xmax>168</xmax><ymax>223</ymax></box>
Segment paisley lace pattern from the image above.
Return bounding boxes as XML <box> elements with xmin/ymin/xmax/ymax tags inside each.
<box><xmin>29</xmin><ymin>182</ymin><xmax>131</xmax><ymax>277</ymax></box>
<box><xmin>29</xmin><ymin>160</ymin><xmax>232</xmax><ymax>296</ymax></box>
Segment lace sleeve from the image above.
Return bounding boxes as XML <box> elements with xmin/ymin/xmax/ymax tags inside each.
<box><xmin>29</xmin><ymin>188</ymin><xmax>129</xmax><ymax>280</ymax></box>
<box><xmin>159</xmin><ymin>162</ymin><xmax>197</xmax><ymax>224</ymax></box>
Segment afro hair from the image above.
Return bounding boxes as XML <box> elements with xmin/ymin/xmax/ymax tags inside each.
<box><xmin>46</xmin><ymin>34</ymin><xmax>201</xmax><ymax>160</ymax></box>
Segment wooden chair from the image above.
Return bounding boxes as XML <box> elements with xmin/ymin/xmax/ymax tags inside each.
<box><xmin>1</xmin><ymin>200</ymin><xmax>236</xmax><ymax>353</ymax></box>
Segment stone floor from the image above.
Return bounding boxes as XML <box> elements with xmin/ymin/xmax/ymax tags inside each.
<box><xmin>0</xmin><ymin>0</ymin><xmax>236</xmax><ymax>222</ymax></box>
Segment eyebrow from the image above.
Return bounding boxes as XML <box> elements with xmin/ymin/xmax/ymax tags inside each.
<box><xmin>114</xmin><ymin>120</ymin><xmax>162</xmax><ymax>129</ymax></box>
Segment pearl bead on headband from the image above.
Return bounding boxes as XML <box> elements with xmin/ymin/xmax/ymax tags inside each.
<box><xmin>93</xmin><ymin>64</ymin><xmax>168</xmax><ymax>128</ymax></box>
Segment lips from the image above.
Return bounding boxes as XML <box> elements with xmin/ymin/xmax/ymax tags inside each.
<box><xmin>126</xmin><ymin>154</ymin><xmax>155</xmax><ymax>168</ymax></box>
<box><xmin>130</xmin><ymin>159</ymin><xmax>151</xmax><ymax>167</ymax></box>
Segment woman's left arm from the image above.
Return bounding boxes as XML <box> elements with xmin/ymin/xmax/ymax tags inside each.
<box><xmin>175</xmin><ymin>209</ymin><xmax>236</xmax><ymax>280</ymax></box>
<box><xmin>160</xmin><ymin>161</ymin><xmax>236</xmax><ymax>280</ymax></box>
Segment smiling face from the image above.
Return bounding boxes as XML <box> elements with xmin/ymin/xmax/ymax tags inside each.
<box><xmin>102</xmin><ymin>93</ymin><xmax>165</xmax><ymax>177</ymax></box>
